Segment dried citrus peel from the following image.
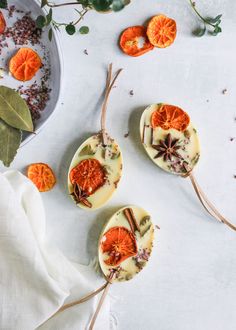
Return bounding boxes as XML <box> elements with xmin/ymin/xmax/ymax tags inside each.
<box><xmin>101</xmin><ymin>226</ymin><xmax>138</xmax><ymax>266</ymax></box>
<box><xmin>151</xmin><ymin>104</ymin><xmax>190</xmax><ymax>131</ymax></box>
<box><xmin>70</xmin><ymin>158</ymin><xmax>106</xmax><ymax>196</ymax></box>
<box><xmin>27</xmin><ymin>163</ymin><xmax>56</xmax><ymax>192</ymax></box>
<box><xmin>9</xmin><ymin>47</ymin><xmax>42</xmax><ymax>81</ymax></box>
<box><xmin>0</xmin><ymin>11</ymin><xmax>6</xmax><ymax>34</ymax></box>
<box><xmin>120</xmin><ymin>26</ymin><xmax>154</xmax><ymax>57</ymax></box>
<box><xmin>147</xmin><ymin>14</ymin><xmax>177</xmax><ymax>48</ymax></box>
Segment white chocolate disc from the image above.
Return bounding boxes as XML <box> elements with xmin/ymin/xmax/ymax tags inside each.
<box><xmin>140</xmin><ymin>104</ymin><xmax>200</xmax><ymax>175</ymax></box>
<box><xmin>68</xmin><ymin>134</ymin><xmax>122</xmax><ymax>210</ymax></box>
<box><xmin>98</xmin><ymin>205</ymin><xmax>155</xmax><ymax>283</ymax></box>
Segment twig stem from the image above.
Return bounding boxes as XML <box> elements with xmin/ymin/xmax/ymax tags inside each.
<box><xmin>46</xmin><ymin>1</ymin><xmax>83</xmax><ymax>8</ymax></box>
<box><xmin>101</xmin><ymin>64</ymin><xmax>123</xmax><ymax>146</ymax></box>
<box><xmin>189</xmin><ymin>0</ymin><xmax>215</xmax><ymax>27</ymax></box>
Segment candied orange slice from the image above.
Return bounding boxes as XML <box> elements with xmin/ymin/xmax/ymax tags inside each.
<box><xmin>147</xmin><ymin>15</ymin><xmax>177</xmax><ymax>48</ymax></box>
<box><xmin>0</xmin><ymin>11</ymin><xmax>6</xmax><ymax>34</ymax></box>
<box><xmin>27</xmin><ymin>163</ymin><xmax>56</xmax><ymax>192</ymax></box>
<box><xmin>9</xmin><ymin>47</ymin><xmax>42</xmax><ymax>81</ymax></box>
<box><xmin>101</xmin><ymin>226</ymin><xmax>138</xmax><ymax>266</ymax></box>
<box><xmin>120</xmin><ymin>25</ymin><xmax>154</xmax><ymax>57</ymax></box>
<box><xmin>151</xmin><ymin>104</ymin><xmax>190</xmax><ymax>131</ymax></box>
<box><xmin>70</xmin><ymin>158</ymin><xmax>106</xmax><ymax>196</ymax></box>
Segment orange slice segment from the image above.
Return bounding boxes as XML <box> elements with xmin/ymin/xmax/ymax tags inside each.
<box><xmin>120</xmin><ymin>25</ymin><xmax>154</xmax><ymax>57</ymax></box>
<box><xmin>27</xmin><ymin>163</ymin><xmax>56</xmax><ymax>192</ymax></box>
<box><xmin>151</xmin><ymin>104</ymin><xmax>190</xmax><ymax>131</ymax></box>
<box><xmin>70</xmin><ymin>158</ymin><xmax>106</xmax><ymax>196</ymax></box>
<box><xmin>9</xmin><ymin>47</ymin><xmax>42</xmax><ymax>81</ymax></box>
<box><xmin>101</xmin><ymin>226</ymin><xmax>138</xmax><ymax>266</ymax></box>
<box><xmin>147</xmin><ymin>14</ymin><xmax>177</xmax><ymax>48</ymax></box>
<box><xmin>0</xmin><ymin>11</ymin><xmax>6</xmax><ymax>34</ymax></box>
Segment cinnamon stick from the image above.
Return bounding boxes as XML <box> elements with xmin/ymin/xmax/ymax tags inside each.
<box><xmin>142</xmin><ymin>124</ymin><xmax>146</xmax><ymax>144</ymax></box>
<box><xmin>128</xmin><ymin>207</ymin><xmax>140</xmax><ymax>232</ymax></box>
<box><xmin>123</xmin><ymin>208</ymin><xmax>140</xmax><ymax>233</ymax></box>
<box><xmin>123</xmin><ymin>208</ymin><xmax>135</xmax><ymax>233</ymax></box>
<box><xmin>150</xmin><ymin>127</ymin><xmax>154</xmax><ymax>145</ymax></box>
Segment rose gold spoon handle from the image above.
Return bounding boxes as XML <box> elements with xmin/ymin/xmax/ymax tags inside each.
<box><xmin>88</xmin><ymin>281</ymin><xmax>111</xmax><ymax>330</ymax></box>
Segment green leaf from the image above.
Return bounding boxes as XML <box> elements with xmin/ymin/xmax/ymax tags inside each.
<box><xmin>79</xmin><ymin>144</ymin><xmax>96</xmax><ymax>156</ymax></box>
<box><xmin>0</xmin><ymin>0</ymin><xmax>7</xmax><ymax>9</ymax></box>
<box><xmin>48</xmin><ymin>27</ymin><xmax>53</xmax><ymax>41</ymax></box>
<box><xmin>65</xmin><ymin>24</ymin><xmax>76</xmax><ymax>35</ymax></box>
<box><xmin>140</xmin><ymin>216</ymin><xmax>150</xmax><ymax>226</ymax></box>
<box><xmin>193</xmin><ymin>25</ymin><xmax>206</xmax><ymax>37</ymax></box>
<box><xmin>0</xmin><ymin>86</ymin><xmax>33</xmax><ymax>132</ymax></box>
<box><xmin>111</xmin><ymin>0</ymin><xmax>125</xmax><ymax>11</ymax></box>
<box><xmin>0</xmin><ymin>120</ymin><xmax>22</xmax><ymax>167</ymax></box>
<box><xmin>41</xmin><ymin>0</ymin><xmax>47</xmax><ymax>8</ymax></box>
<box><xmin>79</xmin><ymin>26</ymin><xmax>89</xmax><ymax>34</ymax></box>
<box><xmin>212</xmin><ymin>25</ymin><xmax>222</xmax><ymax>36</ymax></box>
<box><xmin>36</xmin><ymin>15</ymin><xmax>46</xmax><ymax>28</ymax></box>
<box><xmin>111</xmin><ymin>151</ymin><xmax>120</xmax><ymax>159</ymax></box>
<box><xmin>46</xmin><ymin>8</ymin><xmax>52</xmax><ymax>26</ymax></box>
<box><xmin>206</xmin><ymin>14</ymin><xmax>222</xmax><ymax>24</ymax></box>
<box><xmin>79</xmin><ymin>0</ymin><xmax>89</xmax><ymax>7</ymax></box>
<box><xmin>103</xmin><ymin>164</ymin><xmax>112</xmax><ymax>174</ymax></box>
<box><xmin>91</xmin><ymin>0</ymin><xmax>112</xmax><ymax>12</ymax></box>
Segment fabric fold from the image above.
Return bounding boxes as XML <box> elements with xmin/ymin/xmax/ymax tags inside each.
<box><xmin>0</xmin><ymin>170</ymin><xmax>110</xmax><ymax>330</ymax></box>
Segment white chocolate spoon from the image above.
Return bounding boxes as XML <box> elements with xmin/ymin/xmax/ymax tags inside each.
<box><xmin>140</xmin><ymin>103</ymin><xmax>236</xmax><ymax>231</ymax></box>
<box><xmin>67</xmin><ymin>64</ymin><xmax>123</xmax><ymax>210</ymax></box>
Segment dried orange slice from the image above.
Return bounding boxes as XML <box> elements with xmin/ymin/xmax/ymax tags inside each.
<box><xmin>151</xmin><ymin>104</ymin><xmax>190</xmax><ymax>131</ymax></box>
<box><xmin>9</xmin><ymin>47</ymin><xmax>42</xmax><ymax>81</ymax></box>
<box><xmin>70</xmin><ymin>158</ymin><xmax>106</xmax><ymax>196</ymax></box>
<box><xmin>120</xmin><ymin>25</ymin><xmax>154</xmax><ymax>57</ymax></box>
<box><xmin>147</xmin><ymin>15</ymin><xmax>177</xmax><ymax>48</ymax></box>
<box><xmin>27</xmin><ymin>163</ymin><xmax>56</xmax><ymax>192</ymax></box>
<box><xmin>0</xmin><ymin>11</ymin><xmax>6</xmax><ymax>34</ymax></box>
<box><xmin>101</xmin><ymin>226</ymin><xmax>138</xmax><ymax>266</ymax></box>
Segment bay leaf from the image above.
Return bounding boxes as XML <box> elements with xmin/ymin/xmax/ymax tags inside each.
<box><xmin>0</xmin><ymin>120</ymin><xmax>22</xmax><ymax>167</ymax></box>
<box><xmin>0</xmin><ymin>86</ymin><xmax>33</xmax><ymax>132</ymax></box>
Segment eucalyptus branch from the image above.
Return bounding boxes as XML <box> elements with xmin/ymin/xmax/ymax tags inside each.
<box><xmin>189</xmin><ymin>0</ymin><xmax>222</xmax><ymax>37</ymax></box>
<box><xmin>36</xmin><ymin>0</ymin><xmax>129</xmax><ymax>40</ymax></box>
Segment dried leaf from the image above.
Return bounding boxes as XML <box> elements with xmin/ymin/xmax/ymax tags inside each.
<box><xmin>103</xmin><ymin>164</ymin><xmax>112</xmax><ymax>174</ymax></box>
<box><xmin>111</xmin><ymin>151</ymin><xmax>120</xmax><ymax>160</ymax></box>
<box><xmin>79</xmin><ymin>144</ymin><xmax>96</xmax><ymax>156</ymax></box>
<box><xmin>141</xmin><ymin>224</ymin><xmax>151</xmax><ymax>237</ymax></box>
<box><xmin>140</xmin><ymin>215</ymin><xmax>150</xmax><ymax>226</ymax></box>
<box><xmin>0</xmin><ymin>86</ymin><xmax>33</xmax><ymax>132</ymax></box>
<box><xmin>0</xmin><ymin>120</ymin><xmax>22</xmax><ymax>167</ymax></box>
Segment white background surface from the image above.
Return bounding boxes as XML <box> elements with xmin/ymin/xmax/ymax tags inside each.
<box><xmin>1</xmin><ymin>0</ymin><xmax>236</xmax><ymax>329</ymax></box>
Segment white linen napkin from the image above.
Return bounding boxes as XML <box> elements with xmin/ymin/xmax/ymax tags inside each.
<box><xmin>0</xmin><ymin>170</ymin><xmax>110</xmax><ymax>330</ymax></box>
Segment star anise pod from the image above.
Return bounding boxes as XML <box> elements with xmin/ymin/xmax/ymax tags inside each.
<box><xmin>71</xmin><ymin>182</ymin><xmax>92</xmax><ymax>208</ymax></box>
<box><xmin>152</xmin><ymin>133</ymin><xmax>183</xmax><ymax>162</ymax></box>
